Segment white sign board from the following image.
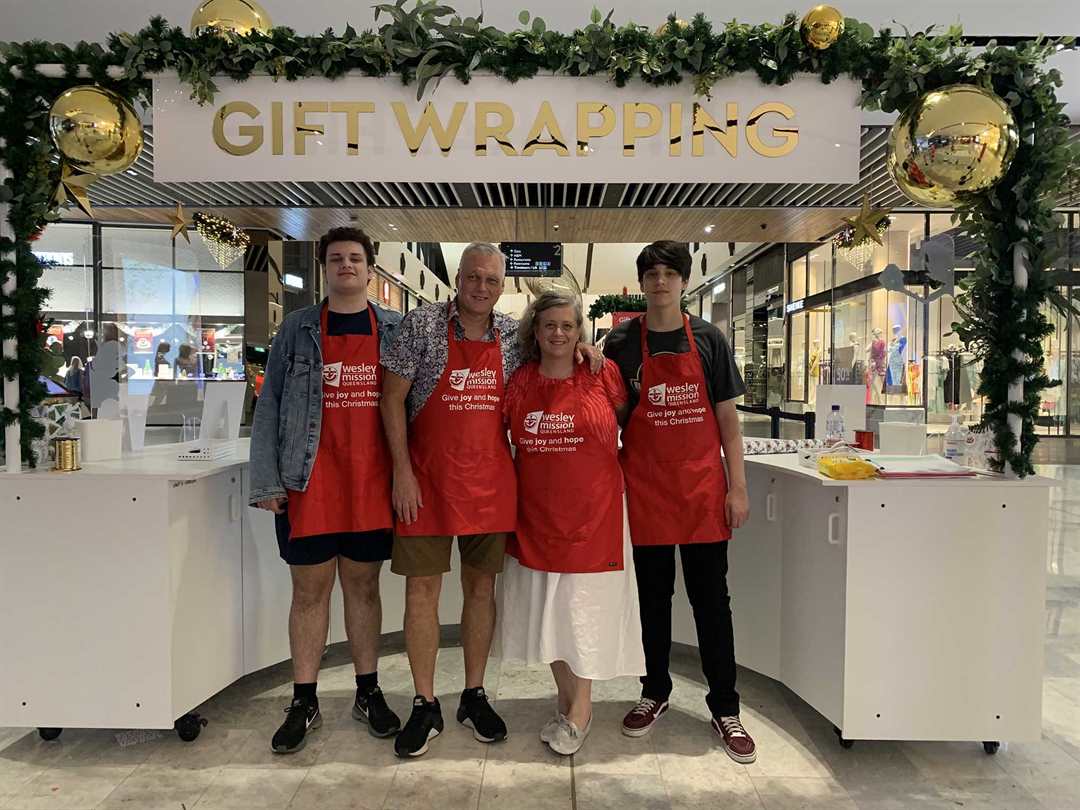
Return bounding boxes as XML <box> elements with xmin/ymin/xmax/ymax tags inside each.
<box><xmin>153</xmin><ymin>74</ymin><xmax>861</xmax><ymax>184</ymax></box>
<box><xmin>815</xmin><ymin>384</ymin><xmax>867</xmax><ymax>443</ymax></box>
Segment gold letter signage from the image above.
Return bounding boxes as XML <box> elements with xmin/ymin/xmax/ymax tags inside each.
<box><xmin>155</xmin><ymin>75</ymin><xmax>860</xmax><ymax>184</ymax></box>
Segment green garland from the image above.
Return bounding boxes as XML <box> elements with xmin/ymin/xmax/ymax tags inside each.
<box><xmin>587</xmin><ymin>294</ymin><xmax>647</xmax><ymax>321</ymax></box>
<box><xmin>0</xmin><ymin>5</ymin><xmax>1077</xmax><ymax>473</ymax></box>
<box><xmin>588</xmin><ymin>293</ymin><xmax>690</xmax><ymax>321</ymax></box>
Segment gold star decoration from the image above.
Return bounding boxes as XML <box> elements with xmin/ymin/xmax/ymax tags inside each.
<box><xmin>841</xmin><ymin>193</ymin><xmax>892</xmax><ymax>246</ymax></box>
<box><xmin>51</xmin><ymin>163</ymin><xmax>97</xmax><ymax>219</ymax></box>
<box><xmin>169</xmin><ymin>202</ymin><xmax>191</xmax><ymax>244</ymax></box>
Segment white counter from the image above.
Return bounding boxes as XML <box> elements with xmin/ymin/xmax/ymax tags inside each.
<box><xmin>0</xmin><ymin>449</ymin><xmax>1053</xmax><ymax>748</ymax></box>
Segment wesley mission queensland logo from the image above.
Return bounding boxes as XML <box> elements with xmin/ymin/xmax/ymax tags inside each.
<box><xmin>523</xmin><ymin>410</ymin><xmax>575</xmax><ymax>436</ymax></box>
<box><xmin>647</xmin><ymin>381</ymin><xmax>701</xmax><ymax>407</ymax></box>
<box><xmin>323</xmin><ymin>361</ymin><xmax>343</xmax><ymax>387</ymax></box>
<box><xmin>449</xmin><ymin>368</ymin><xmax>470</xmax><ymax>391</ymax></box>
<box><xmin>449</xmin><ymin>368</ymin><xmax>498</xmax><ymax>392</ymax></box>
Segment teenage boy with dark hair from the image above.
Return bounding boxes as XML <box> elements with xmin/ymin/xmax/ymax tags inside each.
<box><xmin>250</xmin><ymin>226</ymin><xmax>403</xmax><ymax>754</ymax></box>
<box><xmin>603</xmin><ymin>240</ymin><xmax>756</xmax><ymax>763</ymax></box>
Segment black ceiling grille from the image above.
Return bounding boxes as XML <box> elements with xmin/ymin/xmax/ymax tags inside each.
<box><xmin>88</xmin><ymin>126</ymin><xmax>1080</xmax><ymax>212</ymax></box>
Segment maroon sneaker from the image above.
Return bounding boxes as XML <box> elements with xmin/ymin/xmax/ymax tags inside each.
<box><xmin>621</xmin><ymin>697</ymin><xmax>669</xmax><ymax>737</ymax></box>
<box><xmin>712</xmin><ymin>715</ymin><xmax>757</xmax><ymax>763</ymax></box>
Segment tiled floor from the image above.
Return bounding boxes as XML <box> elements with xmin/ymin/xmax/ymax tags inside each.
<box><xmin>2</xmin><ymin>464</ymin><xmax>1079</xmax><ymax>810</ymax></box>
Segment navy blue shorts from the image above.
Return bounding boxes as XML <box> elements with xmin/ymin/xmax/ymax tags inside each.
<box><xmin>275</xmin><ymin>506</ymin><xmax>393</xmax><ymax>566</ymax></box>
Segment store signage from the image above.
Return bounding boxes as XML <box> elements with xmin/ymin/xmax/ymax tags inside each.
<box><xmin>153</xmin><ymin>74</ymin><xmax>860</xmax><ymax>183</ymax></box>
<box><xmin>785</xmin><ymin>299</ymin><xmax>805</xmax><ymax>314</ymax></box>
<box><xmin>611</xmin><ymin>311</ymin><xmax>641</xmax><ymax>327</ymax></box>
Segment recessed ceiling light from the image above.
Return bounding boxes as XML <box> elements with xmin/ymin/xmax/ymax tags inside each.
<box><xmin>704</xmin><ymin>224</ymin><xmax>714</xmax><ymax>234</ymax></box>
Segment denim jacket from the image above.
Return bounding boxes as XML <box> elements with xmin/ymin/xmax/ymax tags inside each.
<box><xmin>248</xmin><ymin>299</ymin><xmax>402</xmax><ymax>505</ymax></box>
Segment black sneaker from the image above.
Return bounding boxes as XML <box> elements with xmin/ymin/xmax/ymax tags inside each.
<box><xmin>353</xmin><ymin>686</ymin><xmax>401</xmax><ymax>738</ymax></box>
<box><xmin>456</xmin><ymin>687</ymin><xmax>508</xmax><ymax>743</ymax></box>
<box><xmin>270</xmin><ymin>698</ymin><xmax>321</xmax><ymax>754</ymax></box>
<box><xmin>394</xmin><ymin>696</ymin><xmax>444</xmax><ymax>758</ymax></box>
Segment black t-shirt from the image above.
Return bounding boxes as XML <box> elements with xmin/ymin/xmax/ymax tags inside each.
<box><xmin>326</xmin><ymin>308</ymin><xmax>373</xmax><ymax>336</ymax></box>
<box><xmin>602</xmin><ymin>314</ymin><xmax>746</xmax><ymax>413</ymax></box>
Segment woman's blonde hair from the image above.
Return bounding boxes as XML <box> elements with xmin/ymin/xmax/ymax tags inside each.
<box><xmin>517</xmin><ymin>291</ymin><xmax>585</xmax><ymax>362</ymax></box>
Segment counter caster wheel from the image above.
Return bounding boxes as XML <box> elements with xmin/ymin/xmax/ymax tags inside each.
<box><xmin>834</xmin><ymin>726</ymin><xmax>854</xmax><ymax>749</ymax></box>
<box><xmin>175</xmin><ymin>713</ymin><xmax>207</xmax><ymax>743</ymax></box>
<box><xmin>983</xmin><ymin>741</ymin><xmax>1000</xmax><ymax>755</ymax></box>
<box><xmin>37</xmin><ymin>728</ymin><xmax>62</xmax><ymax>741</ymax></box>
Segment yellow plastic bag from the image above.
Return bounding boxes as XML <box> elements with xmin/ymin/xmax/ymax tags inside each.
<box><xmin>817</xmin><ymin>454</ymin><xmax>878</xmax><ymax>480</ymax></box>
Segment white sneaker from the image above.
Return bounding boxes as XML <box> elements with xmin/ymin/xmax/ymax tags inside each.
<box><xmin>548</xmin><ymin>715</ymin><xmax>592</xmax><ymax>756</ymax></box>
<box><xmin>539</xmin><ymin>712</ymin><xmax>566</xmax><ymax>743</ymax></box>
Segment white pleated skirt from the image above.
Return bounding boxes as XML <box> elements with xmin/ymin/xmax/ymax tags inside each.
<box><xmin>496</xmin><ymin>503</ymin><xmax>645</xmax><ymax>681</ymax></box>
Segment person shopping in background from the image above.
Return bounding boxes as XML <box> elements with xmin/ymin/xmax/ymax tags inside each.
<box><xmin>498</xmin><ymin>291</ymin><xmax>644</xmax><ymax>756</ymax></box>
<box><xmin>174</xmin><ymin>344</ymin><xmax>198</xmax><ymax>378</ymax></box>
<box><xmin>380</xmin><ymin>243</ymin><xmax>603</xmax><ymax>758</ymax></box>
<box><xmin>249</xmin><ymin>227</ymin><xmax>403</xmax><ymax>754</ymax></box>
<box><xmin>603</xmin><ymin>241</ymin><xmax>756</xmax><ymax>764</ymax></box>
<box><xmin>63</xmin><ymin>356</ymin><xmax>83</xmax><ymax>396</ymax></box>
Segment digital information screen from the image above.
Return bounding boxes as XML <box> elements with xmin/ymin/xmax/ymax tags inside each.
<box><xmin>499</xmin><ymin>242</ymin><xmax>562</xmax><ymax>277</ymax></box>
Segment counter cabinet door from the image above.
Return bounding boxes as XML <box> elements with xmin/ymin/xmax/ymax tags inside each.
<box><xmin>729</xmin><ymin>464</ymin><xmax>783</xmax><ymax>680</ymax></box>
<box><xmin>779</xmin><ymin>479</ymin><xmax>848</xmax><ymax>729</ymax></box>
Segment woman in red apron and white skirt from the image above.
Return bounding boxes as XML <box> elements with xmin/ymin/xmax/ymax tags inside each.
<box><xmin>498</xmin><ymin>291</ymin><xmax>645</xmax><ymax>756</ymax></box>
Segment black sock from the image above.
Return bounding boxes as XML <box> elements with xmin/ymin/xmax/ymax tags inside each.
<box><xmin>293</xmin><ymin>682</ymin><xmax>318</xmax><ymax>706</ymax></box>
<box><xmin>355</xmin><ymin>672</ymin><xmax>378</xmax><ymax>695</ymax></box>
<box><xmin>461</xmin><ymin>686</ymin><xmax>485</xmax><ymax>702</ymax></box>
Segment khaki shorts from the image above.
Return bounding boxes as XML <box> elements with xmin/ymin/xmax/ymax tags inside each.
<box><xmin>390</xmin><ymin>533</ymin><xmax>507</xmax><ymax>577</ymax></box>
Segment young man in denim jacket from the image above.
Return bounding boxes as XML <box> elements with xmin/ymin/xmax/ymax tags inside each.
<box><xmin>250</xmin><ymin>227</ymin><xmax>403</xmax><ymax>754</ymax></box>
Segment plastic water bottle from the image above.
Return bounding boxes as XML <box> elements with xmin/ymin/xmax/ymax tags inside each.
<box><xmin>825</xmin><ymin>404</ymin><xmax>845</xmax><ymax>444</ymax></box>
<box><xmin>943</xmin><ymin>414</ymin><xmax>968</xmax><ymax>462</ymax></box>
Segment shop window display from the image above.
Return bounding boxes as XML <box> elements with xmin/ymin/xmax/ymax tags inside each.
<box><xmin>789</xmin><ymin>310</ymin><xmax>807</xmax><ymax>401</ymax></box>
<box><xmin>804</xmin><ymin>306</ymin><xmax>832</xmax><ymax>406</ymax></box>
<box><xmin>100</xmin><ymin>225</ymin><xmax>246</xmax><ymax>425</ymax></box>
<box><xmin>1070</xmin><ymin>288</ymin><xmax>1080</xmax><ymax>437</ymax></box>
<box><xmin>32</xmin><ymin>223</ymin><xmax>96</xmax><ymax>387</ymax></box>
<box><xmin>1037</xmin><ymin>291</ymin><xmax>1069</xmax><ymax>435</ymax></box>
<box><xmin>808</xmin><ymin>246</ymin><xmax>829</xmax><ymax>295</ymax></box>
<box><xmin>732</xmin><ymin>314</ymin><xmax>747</xmax><ymax>382</ymax></box>
<box><xmin>830</xmin><ymin>286</ymin><xmax>924</xmax><ymax>409</ymax></box>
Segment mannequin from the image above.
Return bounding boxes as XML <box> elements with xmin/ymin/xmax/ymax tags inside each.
<box><xmin>807</xmin><ymin>339</ymin><xmax>821</xmax><ymax>405</ymax></box>
<box><xmin>868</xmin><ymin>327</ymin><xmax>886</xmax><ymax>404</ymax></box>
<box><xmin>845</xmin><ymin>331</ymin><xmax>863</xmax><ymax>392</ymax></box>
<box><xmin>809</xmin><ymin>339</ymin><xmax>821</xmax><ymax>384</ymax></box>
<box><xmin>885</xmin><ymin>323</ymin><xmax>908</xmax><ymax>396</ymax></box>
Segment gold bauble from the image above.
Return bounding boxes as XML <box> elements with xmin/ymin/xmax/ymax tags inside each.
<box><xmin>525</xmin><ymin>268</ymin><xmax>582</xmax><ymax>299</ymax></box>
<box><xmin>887</xmin><ymin>84</ymin><xmax>1019</xmax><ymax>206</ymax></box>
<box><xmin>191</xmin><ymin>0</ymin><xmax>272</xmax><ymax>36</ymax></box>
<box><xmin>800</xmin><ymin>5</ymin><xmax>844</xmax><ymax>50</ymax></box>
<box><xmin>48</xmin><ymin>86</ymin><xmax>143</xmax><ymax>176</ymax></box>
<box><xmin>654</xmin><ymin>18</ymin><xmax>690</xmax><ymax>37</ymax></box>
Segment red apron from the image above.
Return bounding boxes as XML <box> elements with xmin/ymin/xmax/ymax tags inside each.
<box><xmin>508</xmin><ymin>365</ymin><xmax>624</xmax><ymax>573</ymax></box>
<box><xmin>396</xmin><ymin>316</ymin><xmax>517</xmax><ymax>537</ymax></box>
<box><xmin>620</xmin><ymin>314</ymin><xmax>730</xmax><ymax>546</ymax></box>
<box><xmin>286</xmin><ymin>305</ymin><xmax>393</xmax><ymax>538</ymax></box>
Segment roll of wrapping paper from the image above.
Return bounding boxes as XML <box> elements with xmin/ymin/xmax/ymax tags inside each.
<box><xmin>52</xmin><ymin>437</ymin><xmax>81</xmax><ymax>472</ymax></box>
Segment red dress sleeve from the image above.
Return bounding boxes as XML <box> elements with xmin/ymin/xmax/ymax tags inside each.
<box><xmin>600</xmin><ymin>358</ymin><xmax>628</xmax><ymax>411</ymax></box>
